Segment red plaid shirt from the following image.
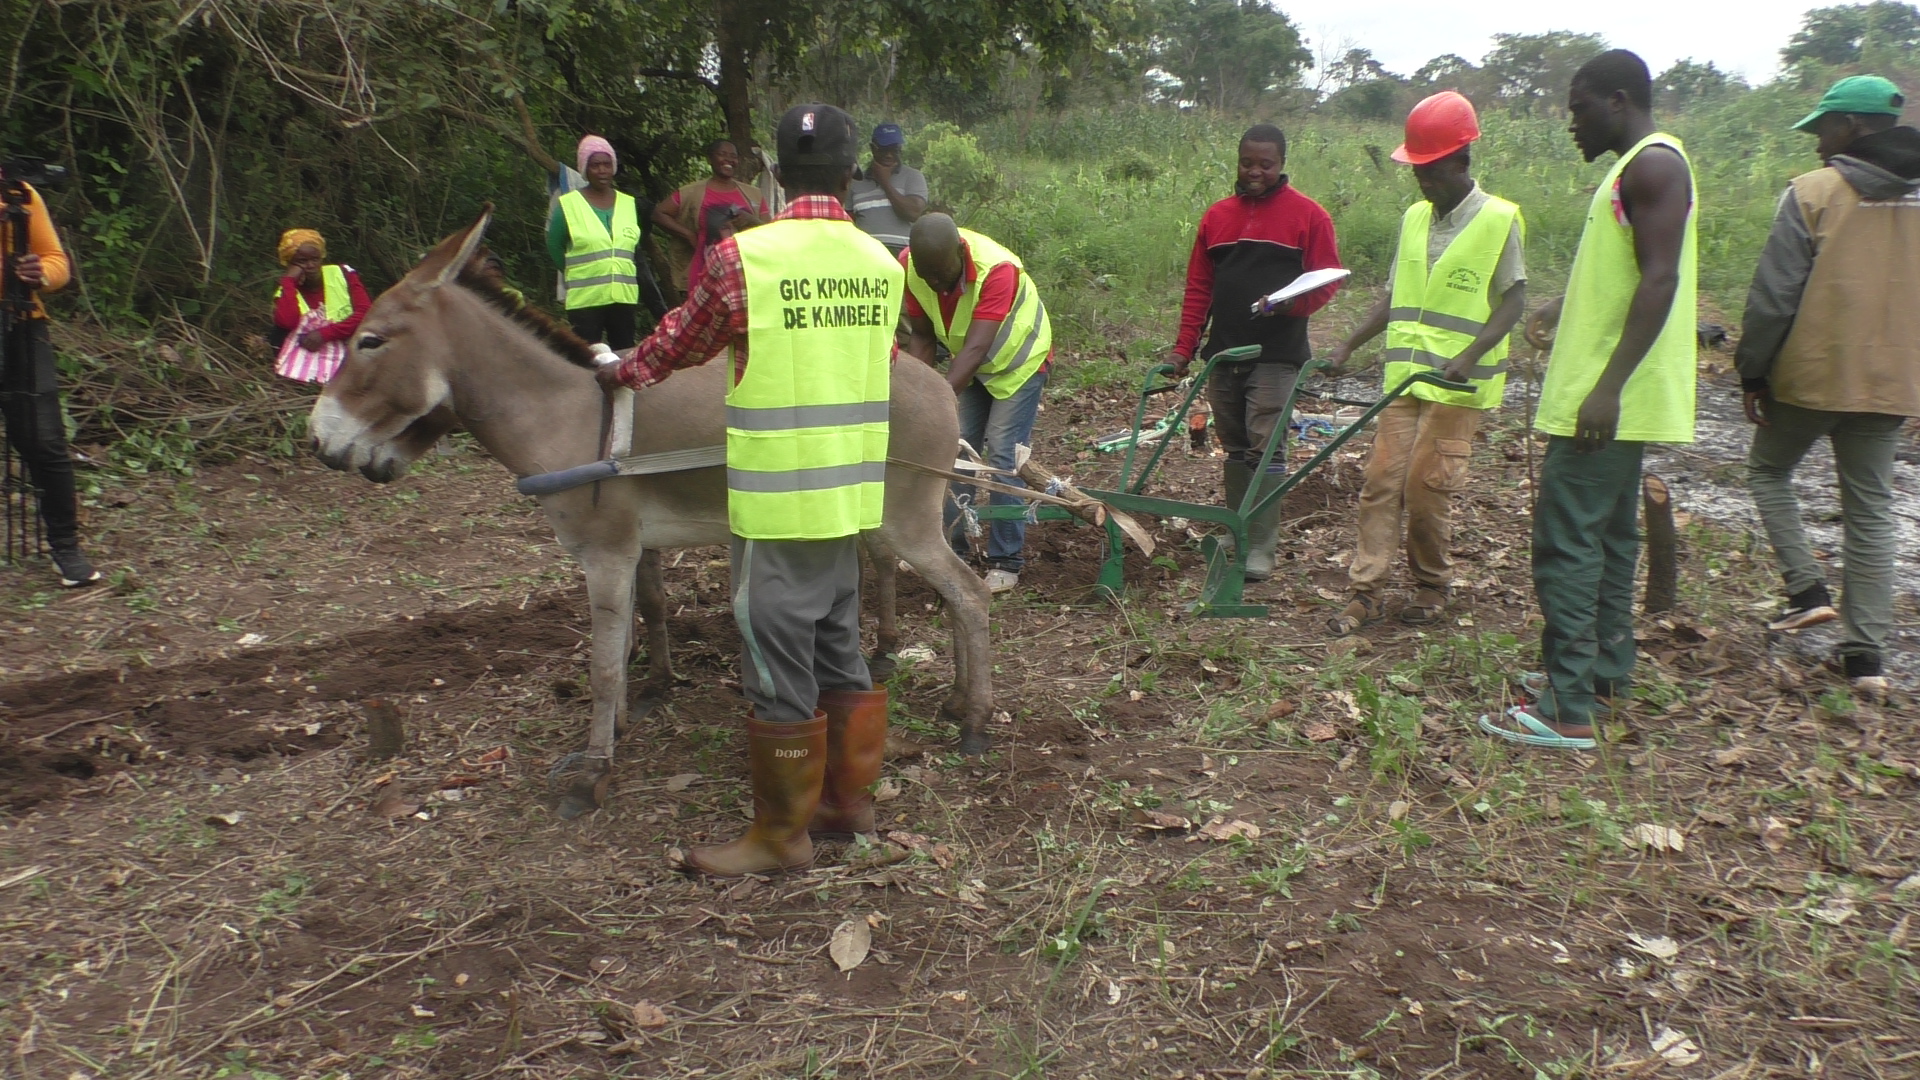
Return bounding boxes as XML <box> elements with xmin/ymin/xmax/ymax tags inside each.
<box><xmin>612</xmin><ymin>195</ymin><xmax>856</xmax><ymax>389</ymax></box>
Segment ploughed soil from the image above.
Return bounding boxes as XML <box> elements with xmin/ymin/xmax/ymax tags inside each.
<box><xmin>2</xmin><ymin>358</ymin><xmax>1917</xmax><ymax>1080</ymax></box>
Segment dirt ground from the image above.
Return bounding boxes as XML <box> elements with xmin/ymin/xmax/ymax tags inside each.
<box><xmin>3</xmin><ymin>365</ymin><xmax>1918</xmax><ymax>1080</ymax></box>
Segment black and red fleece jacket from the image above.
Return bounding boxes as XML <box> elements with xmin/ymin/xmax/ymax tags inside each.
<box><xmin>1174</xmin><ymin>179</ymin><xmax>1343</xmax><ymax>366</ymax></box>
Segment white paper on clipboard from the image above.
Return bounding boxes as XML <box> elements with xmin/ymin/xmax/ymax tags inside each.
<box><xmin>1251</xmin><ymin>267</ymin><xmax>1351</xmax><ymax>315</ymax></box>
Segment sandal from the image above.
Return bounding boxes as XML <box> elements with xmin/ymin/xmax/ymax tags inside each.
<box><xmin>1400</xmin><ymin>585</ymin><xmax>1449</xmax><ymax>624</ymax></box>
<box><xmin>1327</xmin><ymin>593</ymin><xmax>1383</xmax><ymax>636</ymax></box>
<box><xmin>1512</xmin><ymin>671</ymin><xmax>1626</xmax><ymax>704</ymax></box>
<box><xmin>1477</xmin><ymin>705</ymin><xmax>1596</xmax><ymax>750</ymax></box>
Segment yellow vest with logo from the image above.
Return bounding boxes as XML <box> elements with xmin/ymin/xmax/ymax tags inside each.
<box><xmin>1536</xmin><ymin>133</ymin><xmax>1697</xmax><ymax>443</ymax></box>
<box><xmin>281</xmin><ymin>264</ymin><xmax>352</xmax><ymax>322</ymax></box>
<box><xmin>729</xmin><ymin>218</ymin><xmax>900</xmax><ymax>539</ymax></box>
<box><xmin>1384</xmin><ymin>196</ymin><xmax>1522</xmax><ymax>410</ymax></box>
<box><xmin>904</xmin><ymin>229</ymin><xmax>1050</xmax><ymax>399</ymax></box>
<box><xmin>558</xmin><ymin>190</ymin><xmax>641</xmax><ymax>309</ymax></box>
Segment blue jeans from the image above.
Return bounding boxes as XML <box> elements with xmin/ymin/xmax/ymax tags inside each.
<box><xmin>944</xmin><ymin>369</ymin><xmax>1048</xmax><ymax>571</ymax></box>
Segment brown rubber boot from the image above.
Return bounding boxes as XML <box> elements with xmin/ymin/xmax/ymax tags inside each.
<box><xmin>685</xmin><ymin>712</ymin><xmax>827</xmax><ymax>878</ymax></box>
<box><xmin>810</xmin><ymin>688</ymin><xmax>889</xmax><ymax>839</ymax></box>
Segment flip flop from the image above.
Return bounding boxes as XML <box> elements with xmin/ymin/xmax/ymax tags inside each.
<box><xmin>1512</xmin><ymin>671</ymin><xmax>1625</xmax><ymax>703</ymax></box>
<box><xmin>1477</xmin><ymin>705</ymin><xmax>1596</xmax><ymax>750</ymax></box>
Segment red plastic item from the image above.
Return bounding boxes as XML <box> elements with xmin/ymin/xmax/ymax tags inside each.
<box><xmin>1391</xmin><ymin>91</ymin><xmax>1481</xmax><ymax>165</ymax></box>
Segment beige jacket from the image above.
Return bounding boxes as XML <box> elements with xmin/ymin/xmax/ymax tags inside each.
<box><xmin>1740</xmin><ymin>130</ymin><xmax>1920</xmax><ymax>417</ymax></box>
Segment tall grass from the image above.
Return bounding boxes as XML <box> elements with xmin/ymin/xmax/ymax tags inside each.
<box><xmin>912</xmin><ymin>85</ymin><xmax>1825</xmax><ymax>360</ymax></box>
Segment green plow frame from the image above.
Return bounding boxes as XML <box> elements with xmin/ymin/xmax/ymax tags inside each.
<box><xmin>969</xmin><ymin>345</ymin><xmax>1471</xmax><ymax>617</ymax></box>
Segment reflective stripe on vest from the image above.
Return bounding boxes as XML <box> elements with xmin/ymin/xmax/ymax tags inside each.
<box><xmin>903</xmin><ymin>229</ymin><xmax>1051</xmax><ymax>400</ymax></box>
<box><xmin>287</xmin><ymin>264</ymin><xmax>353</xmax><ymax>323</ymax></box>
<box><xmin>729</xmin><ymin>218</ymin><xmax>901</xmax><ymax>540</ymax></box>
<box><xmin>1383</xmin><ymin>196</ymin><xmax>1522</xmax><ymax>410</ymax></box>
<box><xmin>558</xmin><ymin>190</ymin><xmax>642</xmax><ymax>309</ymax></box>
<box><xmin>1536</xmin><ymin>134</ymin><xmax>1698</xmax><ymax>443</ymax></box>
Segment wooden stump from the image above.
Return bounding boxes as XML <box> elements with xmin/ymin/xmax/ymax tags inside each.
<box><xmin>364</xmin><ymin>698</ymin><xmax>406</xmax><ymax>761</ymax></box>
<box><xmin>1643</xmin><ymin>474</ymin><xmax>1678</xmax><ymax>614</ymax></box>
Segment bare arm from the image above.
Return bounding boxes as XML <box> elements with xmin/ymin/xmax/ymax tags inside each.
<box><xmin>651</xmin><ymin>197</ymin><xmax>696</xmax><ymax>246</ymax></box>
<box><xmin>1575</xmin><ymin>147</ymin><xmax>1691</xmax><ymax>452</ymax></box>
<box><xmin>904</xmin><ymin>313</ymin><xmax>941</xmax><ymax>366</ymax></box>
<box><xmin>1442</xmin><ymin>281</ymin><xmax>1528</xmax><ymax>381</ymax></box>
<box><xmin>945</xmin><ymin>317</ymin><xmax>1003</xmax><ymax>393</ymax></box>
<box><xmin>1325</xmin><ymin>291</ymin><xmax>1392</xmax><ymax>374</ymax></box>
<box><xmin>872</xmin><ymin>163</ymin><xmax>927</xmax><ymax>223</ymax></box>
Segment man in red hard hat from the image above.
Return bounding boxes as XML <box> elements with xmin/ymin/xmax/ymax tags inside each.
<box><xmin>1324</xmin><ymin>91</ymin><xmax>1527</xmax><ymax>634</ymax></box>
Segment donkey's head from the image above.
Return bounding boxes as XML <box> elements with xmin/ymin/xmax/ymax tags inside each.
<box><xmin>310</xmin><ymin>207</ymin><xmax>492</xmax><ymax>482</ymax></box>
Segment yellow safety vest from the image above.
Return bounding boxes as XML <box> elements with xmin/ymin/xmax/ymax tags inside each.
<box><xmin>283</xmin><ymin>264</ymin><xmax>352</xmax><ymax>322</ymax></box>
<box><xmin>729</xmin><ymin>218</ymin><xmax>900</xmax><ymax>539</ymax></box>
<box><xmin>1383</xmin><ymin>196</ymin><xmax>1523</xmax><ymax>410</ymax></box>
<box><xmin>903</xmin><ymin>229</ymin><xmax>1050</xmax><ymax>399</ymax></box>
<box><xmin>1536</xmin><ymin>133</ymin><xmax>1697</xmax><ymax>443</ymax></box>
<box><xmin>558</xmin><ymin>190</ymin><xmax>642</xmax><ymax>309</ymax></box>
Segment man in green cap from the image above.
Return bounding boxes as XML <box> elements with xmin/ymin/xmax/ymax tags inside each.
<box><xmin>1736</xmin><ymin>75</ymin><xmax>1918</xmax><ymax>703</ymax></box>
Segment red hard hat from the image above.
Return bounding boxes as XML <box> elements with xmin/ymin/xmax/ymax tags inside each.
<box><xmin>1392</xmin><ymin>91</ymin><xmax>1481</xmax><ymax>165</ymax></box>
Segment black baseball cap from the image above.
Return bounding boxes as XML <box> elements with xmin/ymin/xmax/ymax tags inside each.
<box><xmin>775</xmin><ymin>104</ymin><xmax>858</xmax><ymax>171</ymax></box>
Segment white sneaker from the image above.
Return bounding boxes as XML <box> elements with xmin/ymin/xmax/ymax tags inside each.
<box><xmin>1852</xmin><ymin>675</ymin><xmax>1891</xmax><ymax>703</ymax></box>
<box><xmin>984</xmin><ymin>569</ymin><xmax>1019</xmax><ymax>594</ymax></box>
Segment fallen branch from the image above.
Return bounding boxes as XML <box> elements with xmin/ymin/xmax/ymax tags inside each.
<box><xmin>1016</xmin><ymin>457</ymin><xmax>1157</xmax><ymax>559</ymax></box>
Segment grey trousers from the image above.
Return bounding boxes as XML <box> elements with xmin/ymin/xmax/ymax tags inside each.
<box><xmin>1206</xmin><ymin>360</ymin><xmax>1301</xmax><ymax>473</ymax></box>
<box><xmin>1747</xmin><ymin>400</ymin><xmax>1906</xmax><ymax>659</ymax></box>
<box><xmin>730</xmin><ymin>533</ymin><xmax>873</xmax><ymax>724</ymax></box>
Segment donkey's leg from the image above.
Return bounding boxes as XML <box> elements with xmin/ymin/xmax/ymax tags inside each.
<box><xmin>633</xmin><ymin>547</ymin><xmax>675</xmax><ymax>700</ymax></box>
<box><xmin>861</xmin><ymin>532</ymin><xmax>900</xmax><ymax>681</ymax></box>
<box><xmin>888</xmin><ymin>517</ymin><xmax>994</xmax><ymax>755</ymax></box>
<box><xmin>554</xmin><ymin>546</ymin><xmax>638</xmax><ymax>818</ymax></box>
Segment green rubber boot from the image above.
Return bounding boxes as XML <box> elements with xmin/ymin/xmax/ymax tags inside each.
<box><xmin>1243</xmin><ymin>469</ymin><xmax>1286</xmax><ymax>582</ymax></box>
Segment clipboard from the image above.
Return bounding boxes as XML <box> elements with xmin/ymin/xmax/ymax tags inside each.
<box><xmin>1251</xmin><ymin>267</ymin><xmax>1351</xmax><ymax>315</ymax></box>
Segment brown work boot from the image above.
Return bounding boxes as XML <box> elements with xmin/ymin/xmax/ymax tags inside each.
<box><xmin>685</xmin><ymin>713</ymin><xmax>827</xmax><ymax>878</ymax></box>
<box><xmin>810</xmin><ymin>688</ymin><xmax>890</xmax><ymax>839</ymax></box>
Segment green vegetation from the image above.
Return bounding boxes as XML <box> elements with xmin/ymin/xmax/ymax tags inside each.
<box><xmin>939</xmin><ymin>84</ymin><xmax>1831</xmax><ymax>364</ymax></box>
<box><xmin>4</xmin><ymin>0</ymin><xmax>1914</xmax><ymax>469</ymax></box>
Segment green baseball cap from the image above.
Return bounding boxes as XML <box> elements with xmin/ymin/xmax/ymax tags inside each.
<box><xmin>1794</xmin><ymin>75</ymin><xmax>1906</xmax><ymax>131</ymax></box>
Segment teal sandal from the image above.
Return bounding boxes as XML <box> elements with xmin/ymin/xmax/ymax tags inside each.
<box><xmin>1477</xmin><ymin>705</ymin><xmax>1596</xmax><ymax>750</ymax></box>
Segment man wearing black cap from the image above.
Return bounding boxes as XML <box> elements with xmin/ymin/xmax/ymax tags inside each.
<box><xmin>846</xmin><ymin>123</ymin><xmax>927</xmax><ymax>256</ymax></box>
<box><xmin>602</xmin><ymin>105</ymin><xmax>903</xmax><ymax>877</ymax></box>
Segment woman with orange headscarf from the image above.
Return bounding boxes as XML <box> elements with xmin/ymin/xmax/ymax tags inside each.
<box><xmin>271</xmin><ymin>228</ymin><xmax>370</xmax><ymax>383</ymax></box>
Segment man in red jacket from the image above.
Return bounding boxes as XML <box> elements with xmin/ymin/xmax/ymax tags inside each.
<box><xmin>1169</xmin><ymin>124</ymin><xmax>1343</xmax><ymax>581</ymax></box>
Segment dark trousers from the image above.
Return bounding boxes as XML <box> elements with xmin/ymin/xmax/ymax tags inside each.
<box><xmin>730</xmin><ymin>534</ymin><xmax>872</xmax><ymax>725</ymax></box>
<box><xmin>568</xmin><ymin>304</ymin><xmax>638</xmax><ymax>351</ymax></box>
<box><xmin>2</xmin><ymin>319</ymin><xmax>80</xmax><ymax>548</ymax></box>
<box><xmin>1206</xmin><ymin>360</ymin><xmax>1301</xmax><ymax>473</ymax></box>
<box><xmin>1532</xmin><ymin>437</ymin><xmax>1644</xmax><ymax>727</ymax></box>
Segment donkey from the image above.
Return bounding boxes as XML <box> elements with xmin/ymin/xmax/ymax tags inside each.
<box><xmin>309</xmin><ymin>209</ymin><xmax>994</xmax><ymax>814</ymax></box>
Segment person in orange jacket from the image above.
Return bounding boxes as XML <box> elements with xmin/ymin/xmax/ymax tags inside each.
<box><xmin>1</xmin><ymin>165</ymin><xmax>100</xmax><ymax>586</ymax></box>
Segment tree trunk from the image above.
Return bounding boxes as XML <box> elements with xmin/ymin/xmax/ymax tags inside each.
<box><xmin>713</xmin><ymin>3</ymin><xmax>756</xmax><ymax>152</ymax></box>
<box><xmin>1642</xmin><ymin>474</ymin><xmax>1678</xmax><ymax>614</ymax></box>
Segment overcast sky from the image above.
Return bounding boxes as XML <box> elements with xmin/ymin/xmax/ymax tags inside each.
<box><xmin>1302</xmin><ymin>1</ymin><xmax>1816</xmax><ymax>84</ymax></box>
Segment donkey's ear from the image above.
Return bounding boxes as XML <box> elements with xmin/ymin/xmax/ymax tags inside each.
<box><xmin>411</xmin><ymin>204</ymin><xmax>494</xmax><ymax>289</ymax></box>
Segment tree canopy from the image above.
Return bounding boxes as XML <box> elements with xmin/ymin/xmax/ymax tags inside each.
<box><xmin>1142</xmin><ymin>0</ymin><xmax>1313</xmax><ymax>111</ymax></box>
<box><xmin>1782</xmin><ymin>2</ymin><xmax>1920</xmax><ymax>72</ymax></box>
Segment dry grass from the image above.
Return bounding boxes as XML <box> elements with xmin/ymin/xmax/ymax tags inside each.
<box><xmin>3</xmin><ymin>373</ymin><xmax>1918</xmax><ymax>1080</ymax></box>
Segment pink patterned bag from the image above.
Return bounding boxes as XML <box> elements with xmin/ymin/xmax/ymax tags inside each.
<box><xmin>274</xmin><ymin>307</ymin><xmax>349</xmax><ymax>384</ymax></box>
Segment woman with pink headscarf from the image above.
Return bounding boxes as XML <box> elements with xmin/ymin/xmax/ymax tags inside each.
<box><xmin>547</xmin><ymin>134</ymin><xmax>648</xmax><ymax>348</ymax></box>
